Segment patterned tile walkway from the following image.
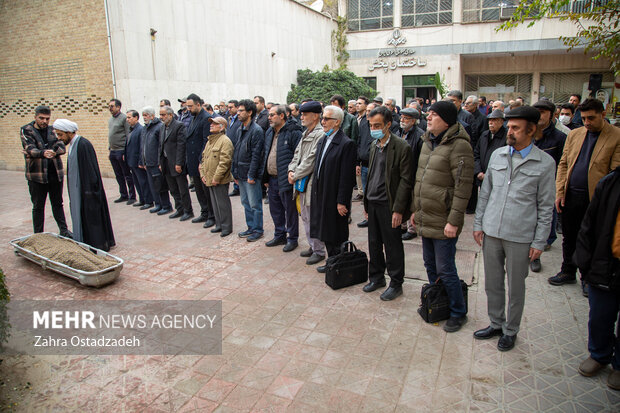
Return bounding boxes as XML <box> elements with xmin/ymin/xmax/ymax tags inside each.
<box><xmin>0</xmin><ymin>170</ymin><xmax>618</xmax><ymax>412</ymax></box>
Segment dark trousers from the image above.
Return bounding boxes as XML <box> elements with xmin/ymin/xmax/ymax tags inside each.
<box><xmin>146</xmin><ymin>166</ymin><xmax>171</xmax><ymax>209</ymax></box>
<box><xmin>367</xmin><ymin>201</ymin><xmax>405</xmax><ymax>286</ymax></box>
<box><xmin>109</xmin><ymin>150</ymin><xmax>135</xmax><ymax>199</ymax></box>
<box><xmin>267</xmin><ymin>176</ymin><xmax>299</xmax><ymax>242</ymax></box>
<box><xmin>162</xmin><ymin>162</ymin><xmax>192</xmax><ymax>213</ymax></box>
<box><xmin>325</xmin><ymin>242</ymin><xmax>344</xmax><ymax>257</ymax></box>
<box><xmin>422</xmin><ymin>236</ymin><xmax>466</xmax><ymax>318</ymax></box>
<box><xmin>467</xmin><ymin>180</ymin><xmax>477</xmax><ymax>212</ymax></box>
<box><xmin>561</xmin><ymin>189</ymin><xmax>590</xmax><ymax>276</ymax></box>
<box><xmin>588</xmin><ymin>285</ymin><xmax>620</xmax><ymax>370</ymax></box>
<box><xmin>130</xmin><ymin>167</ymin><xmax>153</xmax><ymax>204</ymax></box>
<box><xmin>28</xmin><ymin>179</ymin><xmax>68</xmax><ymax>233</ymax></box>
<box><xmin>191</xmin><ymin>175</ymin><xmax>214</xmax><ymax>220</ymax></box>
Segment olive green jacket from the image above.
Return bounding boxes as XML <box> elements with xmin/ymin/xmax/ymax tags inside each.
<box><xmin>412</xmin><ymin>123</ymin><xmax>474</xmax><ymax>239</ymax></box>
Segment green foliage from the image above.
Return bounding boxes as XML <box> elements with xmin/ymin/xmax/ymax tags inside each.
<box><xmin>332</xmin><ymin>16</ymin><xmax>350</xmax><ymax>70</ymax></box>
<box><xmin>433</xmin><ymin>72</ymin><xmax>450</xmax><ymax>98</ymax></box>
<box><xmin>0</xmin><ymin>267</ymin><xmax>10</xmax><ymax>349</ymax></box>
<box><xmin>287</xmin><ymin>69</ymin><xmax>378</xmax><ymax>104</ymax></box>
<box><xmin>497</xmin><ymin>0</ymin><xmax>619</xmax><ymax>76</ymax></box>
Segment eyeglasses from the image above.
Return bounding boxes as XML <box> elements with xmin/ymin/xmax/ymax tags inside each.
<box><xmin>321</xmin><ymin>117</ymin><xmax>336</xmax><ymax>122</ymax></box>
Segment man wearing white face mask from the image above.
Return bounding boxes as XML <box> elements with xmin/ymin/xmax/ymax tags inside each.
<box><xmin>559</xmin><ymin>103</ymin><xmax>581</xmax><ymax>130</ymax></box>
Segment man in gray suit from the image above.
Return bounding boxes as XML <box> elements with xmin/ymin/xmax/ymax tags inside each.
<box><xmin>472</xmin><ymin>106</ymin><xmax>556</xmax><ymax>351</ymax></box>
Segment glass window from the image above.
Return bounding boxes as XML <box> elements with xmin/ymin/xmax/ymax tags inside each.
<box><xmin>347</xmin><ymin>0</ymin><xmax>395</xmax><ymax>31</ymax></box>
<box><xmin>363</xmin><ymin>77</ymin><xmax>377</xmax><ymax>91</ymax></box>
<box><xmin>402</xmin><ymin>0</ymin><xmax>453</xmax><ymax>27</ymax></box>
<box><xmin>464</xmin><ymin>73</ymin><xmax>533</xmax><ymax>104</ymax></box>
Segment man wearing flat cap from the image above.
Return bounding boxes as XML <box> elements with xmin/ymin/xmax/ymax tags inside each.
<box><xmin>411</xmin><ymin>100</ymin><xmax>474</xmax><ymax>332</ymax></box>
<box><xmin>399</xmin><ymin>107</ymin><xmax>424</xmax><ymax>241</ymax></box>
<box><xmin>474</xmin><ymin>109</ymin><xmax>507</xmax><ymax>187</ymax></box>
<box><xmin>472</xmin><ymin>106</ymin><xmax>555</xmax><ymax>351</ymax></box>
<box><xmin>53</xmin><ymin>119</ymin><xmax>115</xmax><ymax>252</ymax></box>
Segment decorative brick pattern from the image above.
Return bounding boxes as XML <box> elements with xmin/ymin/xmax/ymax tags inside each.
<box><xmin>0</xmin><ymin>96</ymin><xmax>108</xmax><ymax>118</ymax></box>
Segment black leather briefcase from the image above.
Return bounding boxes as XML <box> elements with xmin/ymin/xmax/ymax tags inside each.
<box><xmin>325</xmin><ymin>241</ymin><xmax>369</xmax><ymax>290</ymax></box>
<box><xmin>418</xmin><ymin>278</ymin><xmax>468</xmax><ymax>323</ymax></box>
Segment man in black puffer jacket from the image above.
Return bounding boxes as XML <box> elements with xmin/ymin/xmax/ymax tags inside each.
<box><xmin>263</xmin><ymin>106</ymin><xmax>303</xmax><ymax>252</ymax></box>
<box><xmin>574</xmin><ymin>167</ymin><xmax>620</xmax><ymax>390</ymax></box>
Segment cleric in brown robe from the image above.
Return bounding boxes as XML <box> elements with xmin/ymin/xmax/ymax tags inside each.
<box><xmin>52</xmin><ymin>119</ymin><xmax>115</xmax><ymax>251</ymax></box>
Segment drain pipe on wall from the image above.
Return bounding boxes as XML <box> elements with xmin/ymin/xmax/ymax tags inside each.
<box><xmin>104</xmin><ymin>0</ymin><xmax>118</xmax><ymax>97</ymax></box>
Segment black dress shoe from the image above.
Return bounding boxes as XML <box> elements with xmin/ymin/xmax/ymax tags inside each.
<box><xmin>498</xmin><ymin>334</ymin><xmax>517</xmax><ymax>351</ymax></box>
<box><xmin>220</xmin><ymin>230</ymin><xmax>232</xmax><ymax>237</ymax></box>
<box><xmin>380</xmin><ymin>286</ymin><xmax>403</xmax><ymax>301</ymax></box>
<box><xmin>283</xmin><ymin>241</ymin><xmax>298</xmax><ymax>252</ymax></box>
<box><xmin>140</xmin><ymin>203</ymin><xmax>154</xmax><ymax>210</ymax></box>
<box><xmin>150</xmin><ymin>206</ymin><xmax>162</xmax><ymax>213</ymax></box>
<box><xmin>357</xmin><ymin>219</ymin><xmax>368</xmax><ymax>228</ymax></box>
<box><xmin>169</xmin><ymin>210</ymin><xmax>184</xmax><ymax>219</ymax></box>
<box><xmin>317</xmin><ymin>265</ymin><xmax>327</xmax><ymax>273</ymax></box>
<box><xmin>59</xmin><ymin>230</ymin><xmax>73</xmax><ymax>239</ymax></box>
<box><xmin>203</xmin><ymin>219</ymin><xmax>216</xmax><ymax>228</ymax></box>
<box><xmin>402</xmin><ymin>232</ymin><xmax>417</xmax><ymax>241</ymax></box>
<box><xmin>211</xmin><ymin>227</ymin><xmax>222</xmax><ymax>233</ymax></box>
<box><xmin>133</xmin><ymin>201</ymin><xmax>145</xmax><ymax>207</ymax></box>
<box><xmin>444</xmin><ymin>315</ymin><xmax>467</xmax><ymax>332</ymax></box>
<box><xmin>114</xmin><ymin>197</ymin><xmax>129</xmax><ymax>203</ymax></box>
<box><xmin>265</xmin><ymin>237</ymin><xmax>287</xmax><ymax>247</ymax></box>
<box><xmin>530</xmin><ymin>258</ymin><xmax>542</xmax><ymax>273</ymax></box>
<box><xmin>229</xmin><ymin>189</ymin><xmax>240</xmax><ymax>196</ymax></box>
<box><xmin>300</xmin><ymin>248</ymin><xmax>313</xmax><ymax>257</ymax></box>
<box><xmin>473</xmin><ymin>326</ymin><xmax>503</xmax><ymax>340</ymax></box>
<box><xmin>191</xmin><ymin>216</ymin><xmax>208</xmax><ymax>223</ymax></box>
<box><xmin>180</xmin><ymin>212</ymin><xmax>194</xmax><ymax>222</ymax></box>
<box><xmin>306</xmin><ymin>253</ymin><xmax>325</xmax><ymax>265</ymax></box>
<box><xmin>126</xmin><ymin>198</ymin><xmax>136</xmax><ymax>205</ymax></box>
<box><xmin>363</xmin><ymin>281</ymin><xmax>386</xmax><ymax>292</ymax></box>
<box><xmin>157</xmin><ymin>208</ymin><xmax>172</xmax><ymax>215</ymax></box>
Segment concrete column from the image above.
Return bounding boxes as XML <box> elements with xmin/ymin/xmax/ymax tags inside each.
<box><xmin>452</xmin><ymin>0</ymin><xmax>463</xmax><ymax>24</ymax></box>
<box><xmin>393</xmin><ymin>0</ymin><xmax>402</xmax><ymax>28</ymax></box>
<box><xmin>531</xmin><ymin>71</ymin><xmax>540</xmax><ymax>104</ymax></box>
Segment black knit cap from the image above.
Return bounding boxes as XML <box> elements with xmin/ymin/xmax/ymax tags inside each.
<box><xmin>505</xmin><ymin>105</ymin><xmax>541</xmax><ymax>124</ymax></box>
<box><xmin>428</xmin><ymin>101</ymin><xmax>457</xmax><ymax>126</ymax></box>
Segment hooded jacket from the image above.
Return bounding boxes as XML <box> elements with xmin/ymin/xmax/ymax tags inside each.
<box><xmin>263</xmin><ymin>118</ymin><xmax>303</xmax><ymax>193</ymax></box>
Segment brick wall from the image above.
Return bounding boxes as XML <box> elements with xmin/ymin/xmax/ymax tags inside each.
<box><xmin>0</xmin><ymin>0</ymin><xmax>115</xmax><ymax>177</ymax></box>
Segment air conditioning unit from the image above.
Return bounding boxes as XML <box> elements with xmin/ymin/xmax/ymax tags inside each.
<box><xmin>500</xmin><ymin>5</ymin><xmax>518</xmax><ymax>20</ymax></box>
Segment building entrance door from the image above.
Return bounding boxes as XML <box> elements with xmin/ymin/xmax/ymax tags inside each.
<box><xmin>402</xmin><ymin>75</ymin><xmax>437</xmax><ymax>106</ymax></box>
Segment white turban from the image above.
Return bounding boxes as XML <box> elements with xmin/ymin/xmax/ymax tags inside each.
<box><xmin>52</xmin><ymin>119</ymin><xmax>78</xmax><ymax>132</ymax></box>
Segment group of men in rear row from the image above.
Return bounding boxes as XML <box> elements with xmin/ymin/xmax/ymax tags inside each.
<box><xmin>19</xmin><ymin>89</ymin><xmax>620</xmax><ymax>388</ymax></box>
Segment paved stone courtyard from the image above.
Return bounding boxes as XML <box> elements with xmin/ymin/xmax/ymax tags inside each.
<box><xmin>0</xmin><ymin>169</ymin><xmax>618</xmax><ymax>412</ymax></box>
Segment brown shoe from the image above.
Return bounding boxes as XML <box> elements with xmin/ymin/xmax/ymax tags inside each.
<box><xmin>608</xmin><ymin>370</ymin><xmax>620</xmax><ymax>390</ymax></box>
<box><xmin>578</xmin><ymin>357</ymin><xmax>605</xmax><ymax>377</ymax></box>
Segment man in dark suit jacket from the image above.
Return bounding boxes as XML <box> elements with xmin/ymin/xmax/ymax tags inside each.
<box><xmin>159</xmin><ymin>106</ymin><xmax>193</xmax><ymax>221</ymax></box>
<box><xmin>125</xmin><ymin>110</ymin><xmax>152</xmax><ymax>209</ymax></box>
<box><xmin>254</xmin><ymin>96</ymin><xmax>269</xmax><ymax>132</ymax></box>
<box><xmin>474</xmin><ymin>109</ymin><xmax>507</xmax><ymax>187</ymax></box>
<box><xmin>185</xmin><ymin>93</ymin><xmax>215</xmax><ymax>227</ymax></box>
<box><xmin>310</xmin><ymin>105</ymin><xmax>357</xmax><ymax>272</ymax></box>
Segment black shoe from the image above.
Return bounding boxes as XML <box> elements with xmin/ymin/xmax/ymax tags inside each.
<box><xmin>357</xmin><ymin>219</ymin><xmax>368</xmax><ymax>228</ymax></box>
<box><xmin>283</xmin><ymin>241</ymin><xmax>298</xmax><ymax>252</ymax></box>
<box><xmin>300</xmin><ymin>248</ymin><xmax>313</xmax><ymax>257</ymax></box>
<box><xmin>59</xmin><ymin>230</ymin><xmax>73</xmax><ymax>239</ymax></box>
<box><xmin>530</xmin><ymin>259</ymin><xmax>542</xmax><ymax>273</ymax></box>
<box><xmin>402</xmin><ymin>232</ymin><xmax>417</xmax><ymax>241</ymax></box>
<box><xmin>169</xmin><ymin>210</ymin><xmax>184</xmax><ymax>219</ymax></box>
<box><xmin>180</xmin><ymin>212</ymin><xmax>194</xmax><ymax>222</ymax></box>
<box><xmin>157</xmin><ymin>208</ymin><xmax>172</xmax><ymax>216</ymax></box>
<box><xmin>548</xmin><ymin>272</ymin><xmax>576</xmax><ymax>286</ymax></box>
<box><xmin>190</xmin><ymin>187</ymin><xmax>196</xmax><ymax>192</ymax></box>
<box><xmin>238</xmin><ymin>229</ymin><xmax>253</xmax><ymax>238</ymax></box>
<box><xmin>316</xmin><ymin>265</ymin><xmax>327</xmax><ymax>273</ymax></box>
<box><xmin>473</xmin><ymin>326</ymin><xmax>503</xmax><ymax>340</ymax></box>
<box><xmin>265</xmin><ymin>237</ymin><xmax>287</xmax><ymax>247</ymax></box>
<box><xmin>229</xmin><ymin>189</ymin><xmax>240</xmax><ymax>196</ymax></box>
<box><xmin>306</xmin><ymin>253</ymin><xmax>325</xmax><ymax>265</ymax></box>
<box><xmin>363</xmin><ymin>281</ymin><xmax>386</xmax><ymax>293</ymax></box>
<box><xmin>498</xmin><ymin>334</ymin><xmax>517</xmax><ymax>351</ymax></box>
<box><xmin>582</xmin><ymin>282</ymin><xmax>589</xmax><ymax>297</ymax></box>
<box><xmin>133</xmin><ymin>201</ymin><xmax>145</xmax><ymax>207</ymax></box>
<box><xmin>443</xmin><ymin>315</ymin><xmax>467</xmax><ymax>332</ymax></box>
<box><xmin>380</xmin><ymin>285</ymin><xmax>403</xmax><ymax>301</ymax></box>
<box><xmin>191</xmin><ymin>216</ymin><xmax>208</xmax><ymax>223</ymax></box>
<box><xmin>114</xmin><ymin>197</ymin><xmax>129</xmax><ymax>203</ymax></box>
<box><xmin>247</xmin><ymin>232</ymin><xmax>264</xmax><ymax>242</ymax></box>
<box><xmin>150</xmin><ymin>206</ymin><xmax>162</xmax><ymax>213</ymax></box>
<box><xmin>140</xmin><ymin>203</ymin><xmax>154</xmax><ymax>210</ymax></box>
<box><xmin>126</xmin><ymin>198</ymin><xmax>136</xmax><ymax>205</ymax></box>
<box><xmin>211</xmin><ymin>227</ymin><xmax>222</xmax><ymax>233</ymax></box>
<box><xmin>220</xmin><ymin>230</ymin><xmax>232</xmax><ymax>237</ymax></box>
<box><xmin>348</xmin><ymin>216</ymin><xmax>352</xmax><ymax>224</ymax></box>
<box><xmin>203</xmin><ymin>219</ymin><xmax>216</xmax><ymax>229</ymax></box>
<box><xmin>352</xmin><ymin>194</ymin><xmax>363</xmax><ymax>202</ymax></box>
<box><xmin>188</xmin><ymin>183</ymin><xmax>195</xmax><ymax>189</ymax></box>
<box><xmin>264</xmin><ymin>198</ymin><xmax>269</xmax><ymax>205</ymax></box>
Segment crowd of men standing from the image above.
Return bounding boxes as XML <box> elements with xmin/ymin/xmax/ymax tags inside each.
<box><xmin>19</xmin><ymin>88</ymin><xmax>620</xmax><ymax>389</ymax></box>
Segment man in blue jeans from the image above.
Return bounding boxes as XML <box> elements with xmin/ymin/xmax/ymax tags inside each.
<box><xmin>411</xmin><ymin>100</ymin><xmax>474</xmax><ymax>332</ymax></box>
<box><xmin>232</xmin><ymin>99</ymin><xmax>265</xmax><ymax>242</ymax></box>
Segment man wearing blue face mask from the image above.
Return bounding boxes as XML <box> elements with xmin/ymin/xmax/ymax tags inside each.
<box><xmin>310</xmin><ymin>105</ymin><xmax>357</xmax><ymax>273</ymax></box>
<box><xmin>362</xmin><ymin>106</ymin><xmax>413</xmax><ymax>301</ymax></box>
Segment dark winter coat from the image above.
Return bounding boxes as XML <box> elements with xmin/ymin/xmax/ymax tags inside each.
<box><xmin>232</xmin><ymin>121</ymin><xmax>265</xmax><ymax>181</ymax></box>
<box><xmin>125</xmin><ymin>123</ymin><xmax>143</xmax><ymax>169</ymax></box>
<box><xmin>255</xmin><ymin>109</ymin><xmax>269</xmax><ymax>132</ymax></box>
<box><xmin>140</xmin><ymin>117</ymin><xmax>163</xmax><ymax>167</ymax></box>
<box><xmin>534</xmin><ymin>122</ymin><xmax>566</xmax><ymax>166</ymax></box>
<box><xmin>159</xmin><ymin>119</ymin><xmax>187</xmax><ymax>176</ymax></box>
<box><xmin>474</xmin><ymin>126</ymin><xmax>507</xmax><ymax>181</ymax></box>
<box><xmin>263</xmin><ymin>118</ymin><xmax>303</xmax><ymax>193</ymax></box>
<box><xmin>357</xmin><ymin>114</ymin><xmax>372</xmax><ymax>165</ymax></box>
<box><xmin>310</xmin><ymin>129</ymin><xmax>357</xmax><ymax>244</ymax></box>
<box><xmin>20</xmin><ymin>121</ymin><xmax>65</xmax><ymax>184</ymax></box>
<box><xmin>575</xmin><ymin>167</ymin><xmax>620</xmax><ymax>291</ymax></box>
<box><xmin>402</xmin><ymin>126</ymin><xmax>424</xmax><ymax>184</ymax></box>
<box><xmin>186</xmin><ymin>109</ymin><xmax>211</xmax><ymax>177</ymax></box>
<box><xmin>468</xmin><ymin>109</ymin><xmax>488</xmax><ymax>149</ymax></box>
<box><xmin>341</xmin><ymin>112</ymin><xmax>359</xmax><ymax>144</ymax></box>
